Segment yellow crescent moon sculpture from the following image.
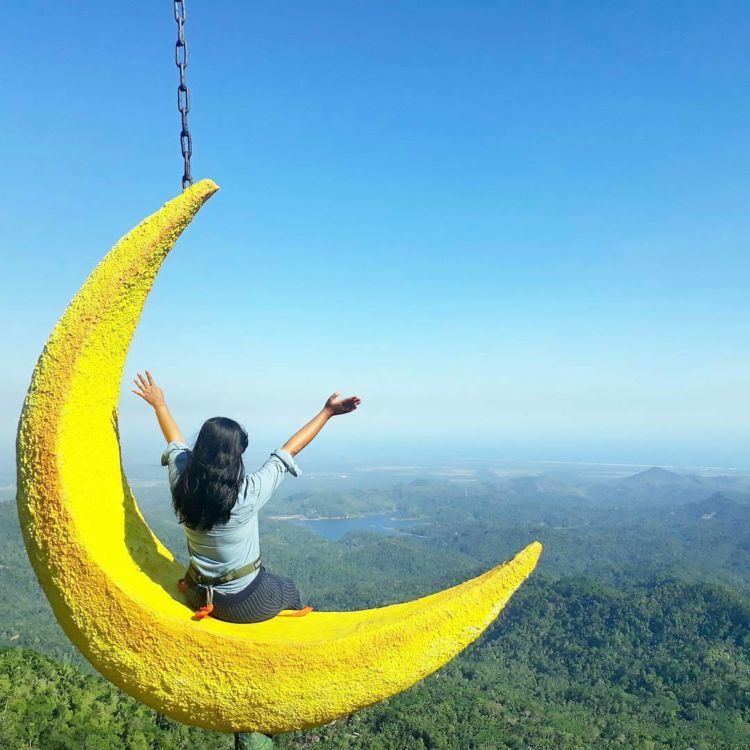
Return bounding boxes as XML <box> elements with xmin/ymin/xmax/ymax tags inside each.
<box><xmin>15</xmin><ymin>179</ymin><xmax>542</xmax><ymax>735</ymax></box>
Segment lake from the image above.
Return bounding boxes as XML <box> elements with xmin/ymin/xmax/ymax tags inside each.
<box><xmin>287</xmin><ymin>514</ymin><xmax>423</xmax><ymax>541</ymax></box>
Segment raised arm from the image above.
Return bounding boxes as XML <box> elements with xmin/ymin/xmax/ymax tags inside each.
<box><xmin>131</xmin><ymin>370</ymin><xmax>186</xmax><ymax>444</ymax></box>
<box><xmin>282</xmin><ymin>392</ymin><xmax>361</xmax><ymax>457</ymax></box>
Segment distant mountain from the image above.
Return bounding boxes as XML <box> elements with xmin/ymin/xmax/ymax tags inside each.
<box><xmin>502</xmin><ymin>476</ymin><xmax>588</xmax><ymax>500</ymax></box>
<box><xmin>623</xmin><ymin>466</ymin><xmax>689</xmax><ymax>484</ymax></box>
<box><xmin>589</xmin><ymin>466</ymin><xmax>715</xmax><ymax>507</ymax></box>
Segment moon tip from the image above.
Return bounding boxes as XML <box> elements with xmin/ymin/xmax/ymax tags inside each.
<box><xmin>522</xmin><ymin>540</ymin><xmax>543</xmax><ymax>564</ymax></box>
<box><xmin>188</xmin><ymin>178</ymin><xmax>221</xmax><ymax>198</ymax></box>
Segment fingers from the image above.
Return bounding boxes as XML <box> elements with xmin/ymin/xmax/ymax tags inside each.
<box><xmin>133</xmin><ymin>377</ymin><xmax>150</xmax><ymax>394</ymax></box>
<box><xmin>130</xmin><ymin>389</ymin><xmax>146</xmax><ymax>401</ymax></box>
<box><xmin>345</xmin><ymin>396</ymin><xmax>362</xmax><ymax>410</ymax></box>
<box><xmin>133</xmin><ymin>371</ymin><xmax>157</xmax><ymax>391</ymax></box>
<box><xmin>326</xmin><ymin>392</ymin><xmax>361</xmax><ymax>413</ymax></box>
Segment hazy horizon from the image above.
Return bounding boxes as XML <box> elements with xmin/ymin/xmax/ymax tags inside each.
<box><xmin>2</xmin><ymin>429</ymin><xmax>750</xmax><ymax>489</ymax></box>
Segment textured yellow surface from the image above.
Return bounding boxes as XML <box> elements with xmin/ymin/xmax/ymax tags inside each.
<box><xmin>15</xmin><ymin>179</ymin><xmax>543</xmax><ymax>734</ymax></box>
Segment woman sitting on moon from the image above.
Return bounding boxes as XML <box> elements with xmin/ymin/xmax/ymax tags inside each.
<box><xmin>132</xmin><ymin>369</ymin><xmax>362</xmax><ymax>623</ymax></box>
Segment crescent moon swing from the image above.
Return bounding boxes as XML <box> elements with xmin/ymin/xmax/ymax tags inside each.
<box><xmin>14</xmin><ymin>1</ymin><xmax>542</xmax><ymax>743</ymax></box>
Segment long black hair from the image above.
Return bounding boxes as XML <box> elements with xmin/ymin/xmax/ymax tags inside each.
<box><xmin>171</xmin><ymin>417</ymin><xmax>249</xmax><ymax>532</ymax></box>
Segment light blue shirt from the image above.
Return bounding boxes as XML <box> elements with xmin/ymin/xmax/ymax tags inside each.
<box><xmin>161</xmin><ymin>440</ymin><xmax>301</xmax><ymax>594</ymax></box>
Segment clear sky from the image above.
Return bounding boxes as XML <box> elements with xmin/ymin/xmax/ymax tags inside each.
<box><xmin>2</xmin><ymin>1</ymin><xmax>749</xmax><ymax>474</ymax></box>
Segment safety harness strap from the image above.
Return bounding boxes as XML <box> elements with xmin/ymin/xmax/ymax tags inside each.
<box><xmin>178</xmin><ymin>557</ymin><xmax>262</xmax><ymax>620</ymax></box>
<box><xmin>188</xmin><ymin>557</ymin><xmax>262</xmax><ymax>586</ymax></box>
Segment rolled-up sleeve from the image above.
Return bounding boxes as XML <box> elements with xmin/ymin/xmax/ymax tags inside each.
<box><xmin>161</xmin><ymin>440</ymin><xmax>191</xmax><ymax>491</ymax></box>
<box><xmin>247</xmin><ymin>448</ymin><xmax>302</xmax><ymax>513</ymax></box>
<box><xmin>270</xmin><ymin>447</ymin><xmax>302</xmax><ymax>477</ymax></box>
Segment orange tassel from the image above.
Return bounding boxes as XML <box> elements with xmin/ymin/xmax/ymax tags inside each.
<box><xmin>194</xmin><ymin>603</ymin><xmax>214</xmax><ymax>620</ymax></box>
<box><xmin>282</xmin><ymin>605</ymin><xmax>314</xmax><ymax>618</ymax></box>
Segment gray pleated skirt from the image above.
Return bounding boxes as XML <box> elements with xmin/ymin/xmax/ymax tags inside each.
<box><xmin>184</xmin><ymin>565</ymin><xmax>304</xmax><ymax>624</ymax></box>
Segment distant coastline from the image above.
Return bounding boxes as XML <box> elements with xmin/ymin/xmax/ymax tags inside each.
<box><xmin>269</xmin><ymin>513</ymin><xmax>424</xmax><ymax>522</ymax></box>
<box><xmin>268</xmin><ymin>514</ymin><xmax>354</xmax><ymax>521</ymax></box>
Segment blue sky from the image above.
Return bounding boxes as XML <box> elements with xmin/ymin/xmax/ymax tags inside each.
<box><xmin>2</xmin><ymin>1</ymin><xmax>750</xmax><ymax>473</ymax></box>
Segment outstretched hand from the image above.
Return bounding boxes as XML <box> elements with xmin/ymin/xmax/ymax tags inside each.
<box><xmin>324</xmin><ymin>392</ymin><xmax>362</xmax><ymax>416</ymax></box>
<box><xmin>131</xmin><ymin>370</ymin><xmax>166</xmax><ymax>409</ymax></box>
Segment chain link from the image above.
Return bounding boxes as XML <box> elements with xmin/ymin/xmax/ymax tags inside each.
<box><xmin>174</xmin><ymin>0</ymin><xmax>193</xmax><ymax>190</ymax></box>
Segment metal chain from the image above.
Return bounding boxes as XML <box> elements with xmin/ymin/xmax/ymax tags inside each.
<box><xmin>174</xmin><ymin>0</ymin><xmax>193</xmax><ymax>190</ymax></box>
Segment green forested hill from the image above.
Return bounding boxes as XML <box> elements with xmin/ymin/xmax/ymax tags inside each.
<box><xmin>1</xmin><ymin>575</ymin><xmax>748</xmax><ymax>749</ymax></box>
<box><xmin>0</xmin><ymin>648</ymin><xmax>226</xmax><ymax>750</ymax></box>
<box><xmin>3</xmin><ymin>465</ymin><xmax>750</xmax><ymax>749</ymax></box>
<box><xmin>276</xmin><ymin>575</ymin><xmax>750</xmax><ymax>749</ymax></box>
<box><xmin>273</xmin><ymin>471</ymin><xmax>750</xmax><ymax>596</ymax></box>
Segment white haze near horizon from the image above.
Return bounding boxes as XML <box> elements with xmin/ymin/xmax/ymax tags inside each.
<box><xmin>3</xmin><ymin>339</ymin><xmax>749</xmax><ymax>483</ymax></box>
<box><xmin>1</xmin><ymin>420</ymin><xmax>749</xmax><ymax>488</ymax></box>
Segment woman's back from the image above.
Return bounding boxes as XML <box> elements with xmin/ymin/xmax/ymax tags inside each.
<box><xmin>162</xmin><ymin>440</ymin><xmax>301</xmax><ymax>594</ymax></box>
